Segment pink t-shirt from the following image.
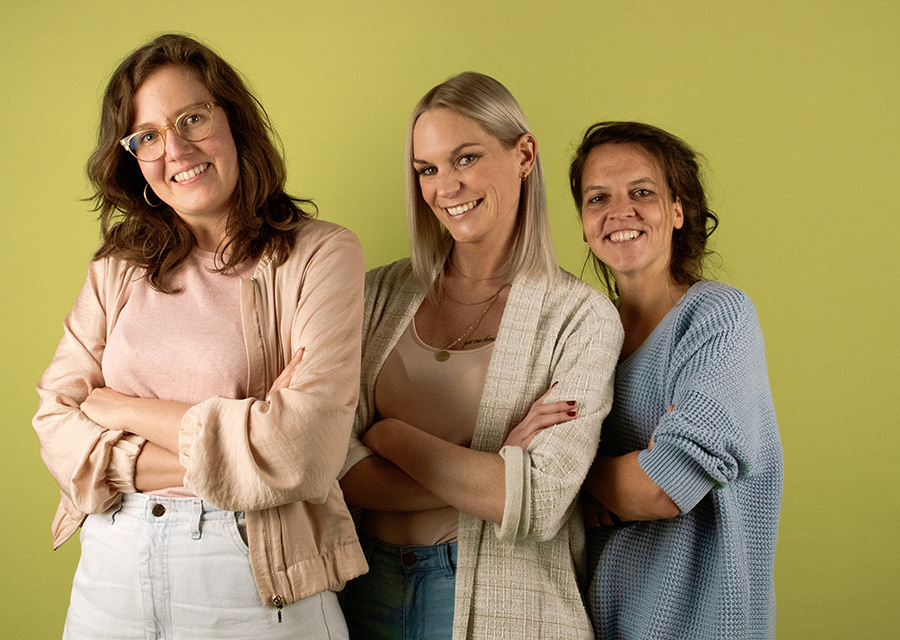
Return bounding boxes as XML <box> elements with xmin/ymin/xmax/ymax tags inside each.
<box><xmin>103</xmin><ymin>248</ymin><xmax>255</xmax><ymax>494</ymax></box>
<box><xmin>366</xmin><ymin>318</ymin><xmax>492</xmax><ymax>545</ymax></box>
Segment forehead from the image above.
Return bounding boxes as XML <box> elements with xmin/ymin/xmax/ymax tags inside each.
<box><xmin>584</xmin><ymin>143</ymin><xmax>666</xmax><ymax>182</ymax></box>
<box><xmin>131</xmin><ymin>65</ymin><xmax>213</xmax><ymax>125</ymax></box>
<box><xmin>412</xmin><ymin>108</ymin><xmax>498</xmax><ymax>157</ymax></box>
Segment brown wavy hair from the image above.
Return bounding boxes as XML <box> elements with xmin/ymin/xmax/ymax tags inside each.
<box><xmin>569</xmin><ymin>121</ymin><xmax>718</xmax><ymax>298</ymax></box>
<box><xmin>88</xmin><ymin>33</ymin><xmax>315</xmax><ymax>292</ymax></box>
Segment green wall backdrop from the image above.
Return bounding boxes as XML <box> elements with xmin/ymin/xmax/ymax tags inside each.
<box><xmin>2</xmin><ymin>1</ymin><xmax>897</xmax><ymax>637</ymax></box>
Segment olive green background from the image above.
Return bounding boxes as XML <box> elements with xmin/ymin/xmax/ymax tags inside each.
<box><xmin>2</xmin><ymin>1</ymin><xmax>897</xmax><ymax>638</ymax></box>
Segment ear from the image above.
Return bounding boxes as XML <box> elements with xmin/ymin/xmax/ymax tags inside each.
<box><xmin>516</xmin><ymin>133</ymin><xmax>537</xmax><ymax>179</ymax></box>
<box><xmin>672</xmin><ymin>197</ymin><xmax>685</xmax><ymax>230</ymax></box>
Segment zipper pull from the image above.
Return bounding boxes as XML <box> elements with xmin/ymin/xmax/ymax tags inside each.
<box><xmin>273</xmin><ymin>594</ymin><xmax>284</xmax><ymax>623</ymax></box>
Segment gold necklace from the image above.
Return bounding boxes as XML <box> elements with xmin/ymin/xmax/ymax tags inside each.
<box><xmin>449</xmin><ymin>257</ymin><xmax>504</xmax><ymax>282</ymax></box>
<box><xmin>441</xmin><ymin>277</ymin><xmax>502</xmax><ymax>306</ymax></box>
<box><xmin>435</xmin><ymin>281</ymin><xmax>508</xmax><ymax>362</ymax></box>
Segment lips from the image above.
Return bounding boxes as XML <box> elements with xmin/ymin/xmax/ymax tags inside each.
<box><xmin>445</xmin><ymin>199</ymin><xmax>482</xmax><ymax>216</ymax></box>
<box><xmin>607</xmin><ymin>229</ymin><xmax>642</xmax><ymax>242</ymax></box>
<box><xmin>172</xmin><ymin>163</ymin><xmax>210</xmax><ymax>183</ymax></box>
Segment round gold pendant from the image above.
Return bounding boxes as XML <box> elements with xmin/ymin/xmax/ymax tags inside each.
<box><xmin>435</xmin><ymin>350</ymin><xmax>450</xmax><ymax>362</ymax></box>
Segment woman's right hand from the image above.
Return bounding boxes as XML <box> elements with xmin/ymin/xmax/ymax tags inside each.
<box><xmin>503</xmin><ymin>383</ymin><xmax>578</xmax><ymax>449</ymax></box>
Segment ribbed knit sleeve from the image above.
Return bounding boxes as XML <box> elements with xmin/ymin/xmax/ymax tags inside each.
<box><xmin>638</xmin><ymin>284</ymin><xmax>769</xmax><ymax>513</ymax></box>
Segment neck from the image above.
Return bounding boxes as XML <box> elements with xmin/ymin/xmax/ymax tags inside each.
<box><xmin>449</xmin><ymin>241</ymin><xmax>511</xmax><ymax>282</ymax></box>
<box><xmin>615</xmin><ymin>272</ymin><xmax>690</xmax><ymax>357</ymax></box>
<box><xmin>186</xmin><ymin>219</ymin><xmax>229</xmax><ymax>253</ymax></box>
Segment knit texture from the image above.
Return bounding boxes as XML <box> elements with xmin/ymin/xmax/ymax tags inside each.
<box><xmin>589</xmin><ymin>281</ymin><xmax>783</xmax><ymax>640</ymax></box>
<box><xmin>345</xmin><ymin>259</ymin><xmax>623</xmax><ymax>640</ymax></box>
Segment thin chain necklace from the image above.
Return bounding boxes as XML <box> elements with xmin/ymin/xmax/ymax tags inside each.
<box><xmin>435</xmin><ymin>280</ymin><xmax>509</xmax><ymax>362</ymax></box>
<box><xmin>449</xmin><ymin>257</ymin><xmax>505</xmax><ymax>282</ymax></box>
<box><xmin>441</xmin><ymin>277</ymin><xmax>501</xmax><ymax>306</ymax></box>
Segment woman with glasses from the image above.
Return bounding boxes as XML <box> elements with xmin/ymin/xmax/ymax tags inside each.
<box><xmin>32</xmin><ymin>34</ymin><xmax>366</xmax><ymax>638</ymax></box>
<box><xmin>331</xmin><ymin>72</ymin><xmax>622</xmax><ymax>640</ymax></box>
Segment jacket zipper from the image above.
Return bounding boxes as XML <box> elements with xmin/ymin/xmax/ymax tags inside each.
<box><xmin>262</xmin><ymin>508</ymin><xmax>285</xmax><ymax>622</ymax></box>
<box><xmin>252</xmin><ymin>277</ymin><xmax>284</xmax><ymax>622</ymax></box>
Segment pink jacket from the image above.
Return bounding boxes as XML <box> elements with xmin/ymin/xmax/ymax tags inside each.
<box><xmin>33</xmin><ymin>218</ymin><xmax>368</xmax><ymax>608</ymax></box>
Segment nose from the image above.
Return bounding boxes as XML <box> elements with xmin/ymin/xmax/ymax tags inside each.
<box><xmin>163</xmin><ymin>126</ymin><xmax>192</xmax><ymax>160</ymax></box>
<box><xmin>607</xmin><ymin>193</ymin><xmax>636</xmax><ymax>219</ymax></box>
<box><xmin>435</xmin><ymin>171</ymin><xmax>461</xmax><ymax>199</ymax></box>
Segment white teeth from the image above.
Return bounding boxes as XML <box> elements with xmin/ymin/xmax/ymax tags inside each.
<box><xmin>446</xmin><ymin>200</ymin><xmax>479</xmax><ymax>216</ymax></box>
<box><xmin>609</xmin><ymin>230</ymin><xmax>641</xmax><ymax>242</ymax></box>
<box><xmin>173</xmin><ymin>163</ymin><xmax>210</xmax><ymax>183</ymax></box>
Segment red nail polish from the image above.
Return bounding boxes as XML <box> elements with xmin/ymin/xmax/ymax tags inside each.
<box><xmin>567</xmin><ymin>410</ymin><xmax>576</xmax><ymax>417</ymax></box>
<box><xmin>567</xmin><ymin>401</ymin><xmax>576</xmax><ymax>406</ymax></box>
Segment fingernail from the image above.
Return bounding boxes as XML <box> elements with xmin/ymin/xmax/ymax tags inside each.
<box><xmin>567</xmin><ymin>401</ymin><xmax>576</xmax><ymax>406</ymax></box>
<box><xmin>567</xmin><ymin>410</ymin><xmax>577</xmax><ymax>417</ymax></box>
<box><xmin>551</xmin><ymin>381</ymin><xmax>559</xmax><ymax>388</ymax></box>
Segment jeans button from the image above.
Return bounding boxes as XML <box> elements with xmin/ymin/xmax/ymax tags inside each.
<box><xmin>402</xmin><ymin>552</ymin><xmax>418</xmax><ymax>567</ymax></box>
<box><xmin>151</xmin><ymin>503</ymin><xmax>166</xmax><ymax>517</ymax></box>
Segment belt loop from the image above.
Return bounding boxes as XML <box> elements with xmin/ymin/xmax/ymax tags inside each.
<box><xmin>107</xmin><ymin>495</ymin><xmax>125</xmax><ymax>525</ymax></box>
<box><xmin>442</xmin><ymin>542</ymin><xmax>457</xmax><ymax>578</ymax></box>
<box><xmin>190</xmin><ymin>499</ymin><xmax>203</xmax><ymax>540</ymax></box>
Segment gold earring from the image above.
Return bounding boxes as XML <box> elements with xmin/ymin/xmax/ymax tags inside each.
<box><xmin>143</xmin><ymin>184</ymin><xmax>162</xmax><ymax>208</ymax></box>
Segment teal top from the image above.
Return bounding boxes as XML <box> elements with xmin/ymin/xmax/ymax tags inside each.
<box><xmin>589</xmin><ymin>281</ymin><xmax>783</xmax><ymax>640</ymax></box>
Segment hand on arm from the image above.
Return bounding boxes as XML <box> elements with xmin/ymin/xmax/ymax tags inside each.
<box><xmin>502</xmin><ymin>383</ymin><xmax>579</xmax><ymax>448</ymax></box>
<box><xmin>80</xmin><ymin>387</ymin><xmax>190</xmax><ymax>454</ymax></box>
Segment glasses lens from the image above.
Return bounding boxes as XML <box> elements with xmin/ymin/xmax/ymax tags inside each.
<box><xmin>131</xmin><ymin>131</ymin><xmax>164</xmax><ymax>161</ymax></box>
<box><xmin>176</xmin><ymin>107</ymin><xmax>213</xmax><ymax>142</ymax></box>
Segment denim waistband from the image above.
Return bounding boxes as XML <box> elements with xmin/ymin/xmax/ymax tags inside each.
<box><xmin>106</xmin><ymin>493</ymin><xmax>236</xmax><ymax>540</ymax></box>
<box><xmin>360</xmin><ymin>535</ymin><xmax>457</xmax><ymax>576</ymax></box>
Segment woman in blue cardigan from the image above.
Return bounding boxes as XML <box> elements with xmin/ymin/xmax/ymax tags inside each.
<box><xmin>568</xmin><ymin>122</ymin><xmax>783</xmax><ymax>639</ymax></box>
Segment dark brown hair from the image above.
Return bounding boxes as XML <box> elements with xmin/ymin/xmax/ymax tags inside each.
<box><xmin>569</xmin><ymin>121</ymin><xmax>718</xmax><ymax>297</ymax></box>
<box><xmin>88</xmin><ymin>33</ymin><xmax>314</xmax><ymax>292</ymax></box>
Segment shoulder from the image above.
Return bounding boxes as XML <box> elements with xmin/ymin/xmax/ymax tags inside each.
<box><xmin>295</xmin><ymin>218</ymin><xmax>362</xmax><ymax>251</ymax></box>
<box><xmin>667</xmin><ymin>281</ymin><xmax>764</xmax><ymax>359</ymax></box>
<box><xmin>365</xmin><ymin>258</ymin><xmax>414</xmax><ymax>289</ymax></box>
<box><xmin>528</xmin><ymin>268</ymin><xmax>620</xmax><ymax>325</ymax></box>
<box><xmin>267</xmin><ymin>219</ymin><xmax>363</xmax><ymax>273</ymax></box>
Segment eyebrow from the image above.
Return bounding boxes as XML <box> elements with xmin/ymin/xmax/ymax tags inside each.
<box><xmin>583</xmin><ymin>177</ymin><xmax>659</xmax><ymax>194</ymax></box>
<box><xmin>132</xmin><ymin>102</ymin><xmax>210</xmax><ymax>132</ymax></box>
<box><xmin>412</xmin><ymin>142</ymin><xmax>483</xmax><ymax>165</ymax></box>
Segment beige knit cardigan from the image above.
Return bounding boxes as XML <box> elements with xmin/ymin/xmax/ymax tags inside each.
<box><xmin>341</xmin><ymin>259</ymin><xmax>623</xmax><ymax>640</ymax></box>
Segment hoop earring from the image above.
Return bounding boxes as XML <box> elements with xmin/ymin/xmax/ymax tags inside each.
<box><xmin>143</xmin><ymin>183</ymin><xmax>162</xmax><ymax>208</ymax></box>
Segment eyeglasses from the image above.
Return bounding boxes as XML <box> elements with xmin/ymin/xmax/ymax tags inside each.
<box><xmin>119</xmin><ymin>102</ymin><xmax>218</xmax><ymax>162</ymax></box>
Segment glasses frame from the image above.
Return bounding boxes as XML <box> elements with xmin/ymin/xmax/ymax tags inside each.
<box><xmin>119</xmin><ymin>101</ymin><xmax>218</xmax><ymax>162</ymax></box>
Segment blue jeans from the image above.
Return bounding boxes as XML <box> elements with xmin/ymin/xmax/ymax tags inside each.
<box><xmin>63</xmin><ymin>494</ymin><xmax>347</xmax><ymax>639</ymax></box>
<box><xmin>342</xmin><ymin>535</ymin><xmax>456</xmax><ymax>640</ymax></box>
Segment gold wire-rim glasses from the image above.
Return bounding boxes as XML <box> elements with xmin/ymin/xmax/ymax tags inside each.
<box><xmin>119</xmin><ymin>101</ymin><xmax>218</xmax><ymax>162</ymax></box>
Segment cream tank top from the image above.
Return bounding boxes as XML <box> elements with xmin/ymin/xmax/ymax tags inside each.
<box><xmin>365</xmin><ymin>317</ymin><xmax>493</xmax><ymax>546</ymax></box>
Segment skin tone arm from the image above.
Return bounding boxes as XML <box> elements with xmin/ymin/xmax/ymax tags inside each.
<box><xmin>80</xmin><ymin>348</ymin><xmax>309</xmax><ymax>492</ymax></box>
<box><xmin>354</xmin><ymin>387</ymin><xmax>577</xmax><ymax>524</ymax></box>
<box><xmin>583</xmin><ymin>442</ymin><xmax>680</xmax><ymax>522</ymax></box>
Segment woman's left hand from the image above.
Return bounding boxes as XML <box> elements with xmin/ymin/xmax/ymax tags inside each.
<box><xmin>503</xmin><ymin>384</ymin><xmax>578</xmax><ymax>449</ymax></box>
<box><xmin>268</xmin><ymin>347</ymin><xmax>305</xmax><ymax>395</ymax></box>
<box><xmin>80</xmin><ymin>386</ymin><xmax>134</xmax><ymax>430</ymax></box>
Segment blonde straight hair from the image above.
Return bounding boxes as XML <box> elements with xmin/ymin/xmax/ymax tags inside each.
<box><xmin>405</xmin><ymin>72</ymin><xmax>557</xmax><ymax>291</ymax></box>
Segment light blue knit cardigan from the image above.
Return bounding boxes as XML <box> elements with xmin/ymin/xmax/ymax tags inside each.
<box><xmin>588</xmin><ymin>281</ymin><xmax>783</xmax><ymax>640</ymax></box>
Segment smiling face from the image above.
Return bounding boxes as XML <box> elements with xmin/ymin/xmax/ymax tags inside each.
<box><xmin>130</xmin><ymin>64</ymin><xmax>239</xmax><ymax>243</ymax></box>
<box><xmin>412</xmin><ymin>108</ymin><xmax>532</xmax><ymax>253</ymax></box>
<box><xmin>580</xmin><ymin>143</ymin><xmax>684</xmax><ymax>286</ymax></box>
